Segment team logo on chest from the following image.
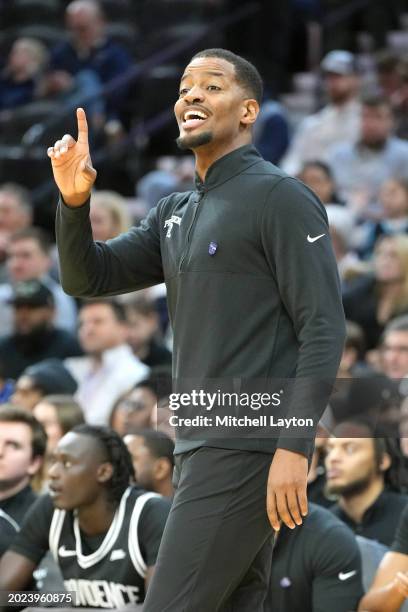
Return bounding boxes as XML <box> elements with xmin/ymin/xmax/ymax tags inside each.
<box><xmin>164</xmin><ymin>215</ymin><xmax>182</xmax><ymax>238</ymax></box>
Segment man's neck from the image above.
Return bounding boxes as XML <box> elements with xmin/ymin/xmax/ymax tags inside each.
<box><xmin>338</xmin><ymin>478</ymin><xmax>384</xmax><ymax>523</ymax></box>
<box><xmin>156</xmin><ymin>480</ymin><xmax>174</xmax><ymax>499</ymax></box>
<box><xmin>0</xmin><ymin>477</ymin><xmax>30</xmax><ymax>502</ymax></box>
<box><xmin>77</xmin><ymin>495</ymin><xmax>117</xmax><ymax>536</ymax></box>
<box><xmin>194</xmin><ymin>135</ymin><xmax>251</xmax><ymax>182</ymax></box>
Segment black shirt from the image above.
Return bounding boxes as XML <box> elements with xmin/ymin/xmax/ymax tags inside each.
<box><xmin>0</xmin><ymin>509</ymin><xmax>18</xmax><ymax>557</ymax></box>
<box><xmin>267</xmin><ymin>503</ymin><xmax>363</xmax><ymax>612</ymax></box>
<box><xmin>56</xmin><ymin>144</ymin><xmax>345</xmax><ymax>457</ymax></box>
<box><xmin>0</xmin><ymin>485</ymin><xmax>37</xmax><ymax>526</ymax></box>
<box><xmin>331</xmin><ymin>489</ymin><xmax>408</xmax><ymax>546</ymax></box>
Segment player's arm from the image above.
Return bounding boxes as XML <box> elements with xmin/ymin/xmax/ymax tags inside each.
<box><xmin>262</xmin><ymin>178</ymin><xmax>346</xmax><ymax>531</ymax></box>
<box><xmin>358</xmin><ymin>551</ymin><xmax>408</xmax><ymax>612</ymax></box>
<box><xmin>49</xmin><ymin>108</ymin><xmax>164</xmax><ymax>298</ymax></box>
<box><xmin>0</xmin><ymin>551</ymin><xmax>36</xmax><ymax>590</ymax></box>
<box><xmin>137</xmin><ymin>496</ymin><xmax>171</xmax><ymax>591</ymax></box>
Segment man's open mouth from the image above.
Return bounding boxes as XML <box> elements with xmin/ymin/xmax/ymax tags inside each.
<box><xmin>182</xmin><ymin>109</ymin><xmax>209</xmax><ymax>129</ymax></box>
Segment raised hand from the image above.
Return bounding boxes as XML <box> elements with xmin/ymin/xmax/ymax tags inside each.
<box><xmin>47</xmin><ymin>108</ymin><xmax>97</xmax><ymax>207</ymax></box>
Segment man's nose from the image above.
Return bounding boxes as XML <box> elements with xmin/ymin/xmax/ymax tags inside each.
<box><xmin>183</xmin><ymin>85</ymin><xmax>205</xmax><ymax>104</ymax></box>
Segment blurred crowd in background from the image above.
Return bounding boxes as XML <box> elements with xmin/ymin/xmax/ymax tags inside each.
<box><xmin>1</xmin><ymin>0</ymin><xmax>408</xmax><ymax>610</ymax></box>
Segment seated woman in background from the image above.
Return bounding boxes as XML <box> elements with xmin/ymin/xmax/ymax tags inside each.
<box><xmin>33</xmin><ymin>394</ymin><xmax>85</xmax><ymax>455</ymax></box>
<box><xmin>297</xmin><ymin>160</ymin><xmax>344</xmax><ymax>206</ymax></box>
<box><xmin>89</xmin><ymin>190</ymin><xmax>132</xmax><ymax>242</ymax></box>
<box><xmin>343</xmin><ymin>234</ymin><xmax>408</xmax><ymax>350</ymax></box>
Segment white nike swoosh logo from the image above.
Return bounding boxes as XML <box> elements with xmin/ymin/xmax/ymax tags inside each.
<box><xmin>307</xmin><ymin>233</ymin><xmax>325</xmax><ymax>243</ymax></box>
<box><xmin>58</xmin><ymin>545</ymin><xmax>76</xmax><ymax>557</ymax></box>
<box><xmin>338</xmin><ymin>570</ymin><xmax>357</xmax><ymax>581</ymax></box>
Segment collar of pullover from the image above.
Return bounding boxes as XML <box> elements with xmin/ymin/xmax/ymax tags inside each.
<box><xmin>194</xmin><ymin>144</ymin><xmax>263</xmax><ymax>192</ymax></box>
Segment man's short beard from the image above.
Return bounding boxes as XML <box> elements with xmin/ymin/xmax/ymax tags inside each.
<box><xmin>326</xmin><ymin>473</ymin><xmax>372</xmax><ymax>498</ymax></box>
<box><xmin>176</xmin><ymin>131</ymin><xmax>213</xmax><ymax>151</ymax></box>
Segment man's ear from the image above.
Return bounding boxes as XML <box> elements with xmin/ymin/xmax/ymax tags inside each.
<box><xmin>27</xmin><ymin>455</ymin><xmax>43</xmax><ymax>477</ymax></box>
<box><xmin>97</xmin><ymin>462</ymin><xmax>114</xmax><ymax>484</ymax></box>
<box><xmin>379</xmin><ymin>452</ymin><xmax>392</xmax><ymax>473</ymax></box>
<box><xmin>240</xmin><ymin>99</ymin><xmax>260</xmax><ymax>127</ymax></box>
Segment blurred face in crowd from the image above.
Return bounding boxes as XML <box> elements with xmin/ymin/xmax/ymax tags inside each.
<box><xmin>33</xmin><ymin>401</ymin><xmax>63</xmax><ymax>453</ymax></box>
<box><xmin>124</xmin><ymin>434</ymin><xmax>155</xmax><ymax>490</ymax></box>
<box><xmin>325</xmin><ymin>435</ymin><xmax>389</xmax><ymax>497</ymax></box>
<box><xmin>381</xmin><ymin>330</ymin><xmax>408</xmax><ymax>378</ymax></box>
<box><xmin>324</xmin><ymin>72</ymin><xmax>358</xmax><ymax>104</ymax></box>
<box><xmin>78</xmin><ymin>303</ymin><xmax>128</xmax><ymax>356</ymax></box>
<box><xmin>0</xmin><ymin>191</ymin><xmax>30</xmax><ymax>234</ymax></box>
<box><xmin>11</xmin><ymin>376</ymin><xmax>43</xmax><ymax>411</ymax></box>
<box><xmin>299</xmin><ymin>164</ymin><xmax>335</xmax><ymax>204</ymax></box>
<box><xmin>14</xmin><ymin>305</ymin><xmax>54</xmax><ymax>335</ymax></box>
<box><xmin>7</xmin><ymin>238</ymin><xmax>50</xmax><ymax>281</ymax></box>
<box><xmin>114</xmin><ymin>386</ymin><xmax>156</xmax><ymax>433</ymax></box>
<box><xmin>374</xmin><ymin>238</ymin><xmax>404</xmax><ymax>283</ymax></box>
<box><xmin>127</xmin><ymin>309</ymin><xmax>158</xmax><ymax>352</ymax></box>
<box><xmin>380</xmin><ymin>179</ymin><xmax>408</xmax><ymax>219</ymax></box>
<box><xmin>89</xmin><ymin>204</ymin><xmax>117</xmax><ymax>242</ymax></box>
<box><xmin>361</xmin><ymin>103</ymin><xmax>393</xmax><ymax>147</ymax></box>
<box><xmin>66</xmin><ymin>1</ymin><xmax>105</xmax><ymax>50</ymax></box>
<box><xmin>0</xmin><ymin>422</ymin><xmax>41</xmax><ymax>496</ymax></box>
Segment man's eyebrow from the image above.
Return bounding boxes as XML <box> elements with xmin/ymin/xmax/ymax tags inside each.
<box><xmin>180</xmin><ymin>70</ymin><xmax>226</xmax><ymax>81</ymax></box>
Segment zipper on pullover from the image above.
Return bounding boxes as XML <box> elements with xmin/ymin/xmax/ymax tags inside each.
<box><xmin>178</xmin><ymin>189</ymin><xmax>205</xmax><ymax>273</ymax></box>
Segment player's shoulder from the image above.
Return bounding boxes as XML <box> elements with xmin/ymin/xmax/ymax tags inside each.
<box><xmin>128</xmin><ymin>486</ymin><xmax>171</xmax><ymax>518</ymax></box>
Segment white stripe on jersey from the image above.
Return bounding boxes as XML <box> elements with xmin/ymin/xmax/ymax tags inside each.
<box><xmin>0</xmin><ymin>508</ymin><xmax>19</xmax><ymax>532</ymax></box>
<box><xmin>74</xmin><ymin>486</ymin><xmax>132</xmax><ymax>569</ymax></box>
<box><xmin>128</xmin><ymin>492</ymin><xmax>159</xmax><ymax>578</ymax></box>
<box><xmin>49</xmin><ymin>508</ymin><xmax>66</xmax><ymax>561</ymax></box>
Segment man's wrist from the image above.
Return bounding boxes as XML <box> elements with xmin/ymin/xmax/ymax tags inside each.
<box><xmin>61</xmin><ymin>192</ymin><xmax>91</xmax><ymax>207</ymax></box>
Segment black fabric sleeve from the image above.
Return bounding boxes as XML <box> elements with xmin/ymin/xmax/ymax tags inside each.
<box><xmin>9</xmin><ymin>495</ymin><xmax>54</xmax><ymax>565</ymax></box>
<box><xmin>55</xmin><ymin>196</ymin><xmax>164</xmax><ymax>297</ymax></box>
<box><xmin>261</xmin><ymin>178</ymin><xmax>346</xmax><ymax>457</ymax></box>
<box><xmin>391</xmin><ymin>503</ymin><xmax>408</xmax><ymax>554</ymax></box>
<box><xmin>137</xmin><ymin>497</ymin><xmax>171</xmax><ymax>567</ymax></box>
<box><xmin>0</xmin><ymin>517</ymin><xmax>18</xmax><ymax>557</ymax></box>
<box><xmin>310</xmin><ymin>523</ymin><xmax>364</xmax><ymax>612</ymax></box>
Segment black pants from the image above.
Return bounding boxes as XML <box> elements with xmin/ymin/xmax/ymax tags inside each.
<box><xmin>143</xmin><ymin>447</ymin><xmax>274</xmax><ymax>612</ymax></box>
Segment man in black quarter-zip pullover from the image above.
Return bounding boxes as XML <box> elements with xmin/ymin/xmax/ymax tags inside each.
<box><xmin>48</xmin><ymin>49</ymin><xmax>346</xmax><ymax>611</ymax></box>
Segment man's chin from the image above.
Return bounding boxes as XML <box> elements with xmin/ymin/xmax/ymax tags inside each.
<box><xmin>176</xmin><ymin>130</ymin><xmax>213</xmax><ymax>151</ymax></box>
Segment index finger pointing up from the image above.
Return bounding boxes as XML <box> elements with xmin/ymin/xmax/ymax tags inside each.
<box><xmin>76</xmin><ymin>107</ymin><xmax>88</xmax><ymax>144</ymax></box>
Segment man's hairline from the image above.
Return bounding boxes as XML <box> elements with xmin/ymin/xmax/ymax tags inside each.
<box><xmin>182</xmin><ymin>56</ymin><xmax>256</xmax><ymax>102</ymax></box>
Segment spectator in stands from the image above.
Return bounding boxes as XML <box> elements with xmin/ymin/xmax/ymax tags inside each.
<box><xmin>0</xmin><ymin>406</ymin><xmax>46</xmax><ymax>525</ymax></box>
<box><xmin>90</xmin><ymin>190</ymin><xmax>131</xmax><ymax>242</ymax></box>
<box><xmin>394</xmin><ymin>60</ymin><xmax>408</xmax><ymax>140</ymax></box>
<box><xmin>266</xmin><ymin>503</ymin><xmax>363</xmax><ymax>612</ymax></box>
<box><xmin>110</xmin><ymin>381</ymin><xmax>157</xmax><ymax>436</ymax></box>
<box><xmin>326</xmin><ymin>421</ymin><xmax>408</xmax><ymax>546</ymax></box>
<box><xmin>125</xmin><ymin>295</ymin><xmax>172</xmax><ymax>367</ymax></box>
<box><xmin>359</xmin><ymin>503</ymin><xmax>408</xmax><ymax>611</ymax></box>
<box><xmin>328</xmin><ymin>94</ymin><xmax>408</xmax><ymax>216</ymax></box>
<box><xmin>357</xmin><ymin>178</ymin><xmax>408</xmax><ymax>259</ymax></box>
<box><xmin>252</xmin><ymin>97</ymin><xmax>290</xmax><ymax>165</ymax></box>
<box><xmin>380</xmin><ymin>315</ymin><xmax>408</xmax><ymax>380</ymax></box>
<box><xmin>0</xmin><ymin>281</ymin><xmax>82</xmax><ymax>380</ymax></box>
<box><xmin>0</xmin><ymin>184</ymin><xmax>32</xmax><ymax>284</ymax></box>
<box><xmin>325</xmin><ymin>205</ymin><xmax>363</xmax><ymax>284</ymax></box>
<box><xmin>65</xmin><ymin>299</ymin><xmax>148</xmax><ymax>425</ymax></box>
<box><xmin>0</xmin><ymin>38</ymin><xmax>48</xmax><ymax>112</ymax></box>
<box><xmin>0</xmin><ymin>227</ymin><xmax>78</xmax><ymax>334</ymax></box>
<box><xmin>0</xmin><ymin>362</ymin><xmax>14</xmax><ymax>404</ymax></box>
<box><xmin>11</xmin><ymin>359</ymin><xmax>78</xmax><ymax>412</ymax></box>
<box><xmin>125</xmin><ymin>430</ymin><xmax>174</xmax><ymax>498</ymax></box>
<box><xmin>337</xmin><ymin>321</ymin><xmax>367</xmax><ymax>378</ymax></box>
<box><xmin>298</xmin><ymin>161</ymin><xmax>343</xmax><ymax>206</ymax></box>
<box><xmin>307</xmin><ymin>431</ymin><xmax>333</xmax><ymax>508</ymax></box>
<box><xmin>33</xmin><ymin>395</ymin><xmax>85</xmax><ymax>455</ymax></box>
<box><xmin>49</xmin><ymin>0</ymin><xmax>132</xmax><ymax>121</ymax></box>
<box><xmin>343</xmin><ymin>235</ymin><xmax>408</xmax><ymax>350</ymax></box>
<box><xmin>281</xmin><ymin>50</ymin><xmax>360</xmax><ymax>175</ymax></box>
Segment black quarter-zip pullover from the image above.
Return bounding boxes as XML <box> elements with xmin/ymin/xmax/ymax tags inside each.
<box><xmin>56</xmin><ymin>144</ymin><xmax>346</xmax><ymax>455</ymax></box>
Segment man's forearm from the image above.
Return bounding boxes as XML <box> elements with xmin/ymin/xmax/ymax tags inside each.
<box><xmin>359</xmin><ymin>582</ymin><xmax>406</xmax><ymax>612</ymax></box>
